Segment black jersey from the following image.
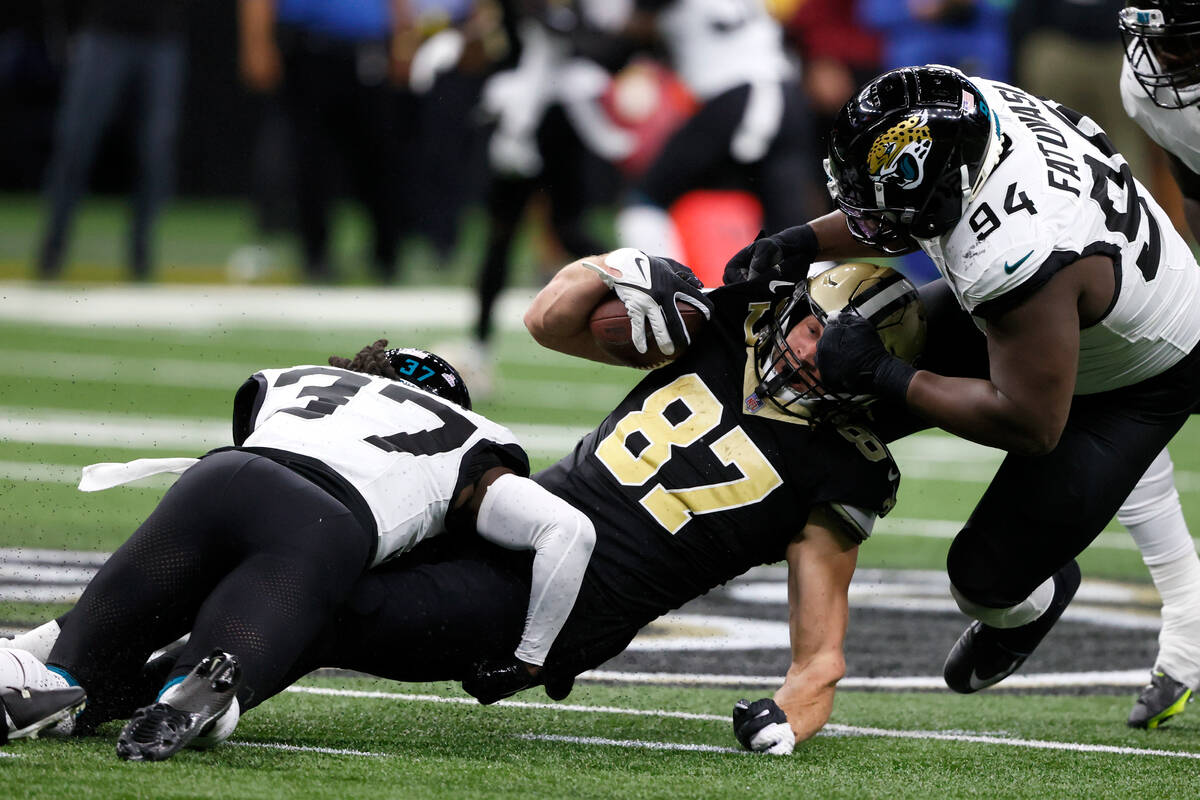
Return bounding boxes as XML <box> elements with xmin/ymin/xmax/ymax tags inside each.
<box><xmin>536</xmin><ymin>281</ymin><xmax>899</xmax><ymax>675</ymax></box>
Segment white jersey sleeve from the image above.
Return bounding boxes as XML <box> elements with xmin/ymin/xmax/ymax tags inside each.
<box><xmin>1120</xmin><ymin>58</ymin><xmax>1200</xmax><ymax>175</ymax></box>
<box><xmin>234</xmin><ymin>366</ymin><xmax>528</xmax><ymax>566</ymax></box>
<box><xmin>922</xmin><ymin>79</ymin><xmax>1200</xmax><ymax>394</ymax></box>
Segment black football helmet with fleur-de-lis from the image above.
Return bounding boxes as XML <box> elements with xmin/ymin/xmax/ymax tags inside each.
<box><xmin>752</xmin><ymin>262</ymin><xmax>926</xmax><ymax>425</ymax></box>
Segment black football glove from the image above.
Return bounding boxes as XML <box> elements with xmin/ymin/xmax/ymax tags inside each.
<box><xmin>580</xmin><ymin>249</ymin><xmax>713</xmax><ymax>356</ymax></box>
<box><xmin>815</xmin><ymin>311</ymin><xmax>916</xmax><ymax>404</ymax></box>
<box><xmin>722</xmin><ymin>224</ymin><xmax>819</xmax><ymax>286</ymax></box>
<box><xmin>732</xmin><ymin>698</ymin><xmax>795</xmax><ymax>755</ymax></box>
<box><xmin>462</xmin><ymin>658</ymin><xmax>541</xmax><ymax>705</ymax></box>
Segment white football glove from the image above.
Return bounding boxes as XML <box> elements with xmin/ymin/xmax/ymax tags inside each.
<box><xmin>580</xmin><ymin>248</ymin><xmax>712</xmax><ymax>356</ymax></box>
<box><xmin>732</xmin><ymin>698</ymin><xmax>795</xmax><ymax>756</ymax></box>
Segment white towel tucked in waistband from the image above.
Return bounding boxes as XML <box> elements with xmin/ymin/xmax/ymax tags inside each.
<box><xmin>79</xmin><ymin>457</ymin><xmax>200</xmax><ymax>492</ymax></box>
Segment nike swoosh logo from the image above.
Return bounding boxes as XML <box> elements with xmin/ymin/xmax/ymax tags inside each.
<box><xmin>1004</xmin><ymin>250</ymin><xmax>1034</xmax><ymax>274</ymax></box>
<box><xmin>768</xmin><ymin>280</ymin><xmax>794</xmax><ymax>294</ymax></box>
<box><xmin>967</xmin><ymin>670</ymin><xmax>993</xmax><ymax>692</ymax></box>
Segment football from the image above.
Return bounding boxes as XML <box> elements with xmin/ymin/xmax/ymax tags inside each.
<box><xmin>588</xmin><ymin>293</ymin><xmax>708</xmax><ymax>369</ymax></box>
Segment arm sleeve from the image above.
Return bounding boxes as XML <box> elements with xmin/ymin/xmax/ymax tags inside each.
<box><xmin>474</xmin><ymin>473</ymin><xmax>597</xmax><ymax>666</ymax></box>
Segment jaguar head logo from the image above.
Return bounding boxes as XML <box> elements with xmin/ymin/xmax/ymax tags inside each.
<box><xmin>867</xmin><ymin>113</ymin><xmax>934</xmax><ymax>190</ymax></box>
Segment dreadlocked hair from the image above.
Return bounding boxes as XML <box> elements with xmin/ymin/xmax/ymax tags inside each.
<box><xmin>328</xmin><ymin>338</ymin><xmax>400</xmax><ymax>379</ymax></box>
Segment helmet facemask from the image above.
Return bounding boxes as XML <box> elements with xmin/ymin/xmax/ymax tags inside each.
<box><xmin>1121</xmin><ymin>3</ymin><xmax>1200</xmax><ymax>108</ymax></box>
<box><xmin>752</xmin><ymin>263</ymin><xmax>926</xmax><ymax>426</ymax></box>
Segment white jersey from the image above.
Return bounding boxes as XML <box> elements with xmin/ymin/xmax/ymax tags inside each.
<box><xmin>1120</xmin><ymin>58</ymin><xmax>1200</xmax><ymax>175</ymax></box>
<box><xmin>653</xmin><ymin>0</ymin><xmax>793</xmax><ymax>100</ymax></box>
<box><xmin>923</xmin><ymin>78</ymin><xmax>1200</xmax><ymax>394</ymax></box>
<box><xmin>236</xmin><ymin>366</ymin><xmax>527</xmax><ymax>566</ymax></box>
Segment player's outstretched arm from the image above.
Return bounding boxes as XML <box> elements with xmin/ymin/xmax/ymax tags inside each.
<box><xmin>524</xmin><ymin>256</ymin><xmax>630</xmax><ymax>365</ymax></box>
<box><xmin>775</xmin><ymin>505</ymin><xmax>859</xmax><ymax>744</ymax></box>
<box><xmin>458</xmin><ymin>468</ymin><xmax>596</xmax><ymax>704</ymax></box>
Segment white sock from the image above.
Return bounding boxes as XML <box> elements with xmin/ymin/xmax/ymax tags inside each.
<box><xmin>1120</xmin><ymin>449</ymin><xmax>1200</xmax><ymax>687</ymax></box>
<box><xmin>0</xmin><ymin>648</ymin><xmax>69</xmax><ymax>692</ymax></box>
<box><xmin>1</xmin><ymin>620</ymin><xmax>61</xmax><ymax>661</ymax></box>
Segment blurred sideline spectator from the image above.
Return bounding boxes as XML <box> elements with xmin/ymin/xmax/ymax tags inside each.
<box><xmin>238</xmin><ymin>0</ymin><xmax>414</xmax><ymax>282</ymax></box>
<box><xmin>1010</xmin><ymin>0</ymin><xmax>1188</xmax><ymax>238</ymax></box>
<box><xmin>858</xmin><ymin>0</ymin><xmax>1010</xmax><ymax>284</ymax></box>
<box><xmin>1011</xmin><ymin>0</ymin><xmax>1149</xmax><ymax>179</ymax></box>
<box><xmin>786</xmin><ymin>0</ymin><xmax>882</xmax><ymax>208</ymax></box>
<box><xmin>860</xmin><ymin>0</ymin><xmax>1010</xmax><ymax>80</ymax></box>
<box><xmin>613</xmin><ymin>0</ymin><xmax>821</xmax><ymax>262</ymax></box>
<box><xmin>36</xmin><ymin>0</ymin><xmax>190</xmax><ymax>281</ymax></box>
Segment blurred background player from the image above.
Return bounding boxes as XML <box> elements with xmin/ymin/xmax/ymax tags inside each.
<box><xmin>1118</xmin><ymin>0</ymin><xmax>1200</xmax><ymax>728</ymax></box>
<box><xmin>237</xmin><ymin>0</ymin><xmax>414</xmax><ymax>282</ymax></box>
<box><xmin>36</xmin><ymin>0</ymin><xmax>190</xmax><ymax>281</ymax></box>
<box><xmin>443</xmin><ymin>0</ymin><xmax>631</xmax><ymax>398</ymax></box>
<box><xmin>607</xmin><ymin>0</ymin><xmax>820</xmax><ymax>265</ymax></box>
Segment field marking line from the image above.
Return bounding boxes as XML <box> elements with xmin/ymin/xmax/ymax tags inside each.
<box><xmin>286</xmin><ymin>685</ymin><xmax>1200</xmax><ymax>760</ymax></box>
<box><xmin>517</xmin><ymin>734</ymin><xmax>744</xmax><ymax>754</ymax></box>
<box><xmin>0</xmin><ymin>751</ymin><xmax>21</xmax><ymax>758</ymax></box>
<box><xmin>578</xmin><ymin>669</ymin><xmax>1153</xmax><ymax>690</ymax></box>
<box><xmin>821</xmin><ymin>723</ymin><xmax>1200</xmax><ymax>759</ymax></box>
<box><xmin>0</xmin><ymin>283</ymin><xmax>539</xmax><ymax>331</ymax></box>
<box><xmin>226</xmin><ymin>741</ymin><xmax>390</xmax><ymax>757</ymax></box>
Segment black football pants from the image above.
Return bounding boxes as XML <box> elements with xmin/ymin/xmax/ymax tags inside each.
<box><xmin>876</xmin><ymin>279</ymin><xmax>1200</xmax><ymax>609</ymax></box>
<box><xmin>48</xmin><ymin>450</ymin><xmax>373</xmax><ymax>712</ymax></box>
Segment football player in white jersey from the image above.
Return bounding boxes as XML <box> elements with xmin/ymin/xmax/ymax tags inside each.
<box><xmin>1</xmin><ymin>342</ymin><xmax>595</xmax><ymax>760</ymax></box>
<box><xmin>726</xmin><ymin>64</ymin><xmax>1200</xmax><ymax>709</ymax></box>
<box><xmin>1114</xmin><ymin>0</ymin><xmax>1200</xmax><ymax>729</ymax></box>
<box><xmin>604</xmin><ymin>0</ymin><xmax>820</xmax><ymax>260</ymax></box>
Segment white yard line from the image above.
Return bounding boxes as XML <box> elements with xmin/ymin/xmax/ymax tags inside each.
<box><xmin>516</xmin><ymin>734</ymin><xmax>744</xmax><ymax>754</ymax></box>
<box><xmin>286</xmin><ymin>685</ymin><xmax>1200</xmax><ymax>761</ymax></box>
<box><xmin>0</xmin><ymin>283</ymin><xmax>537</xmax><ymax>330</ymax></box>
<box><xmin>577</xmin><ymin>668</ymin><xmax>1153</xmax><ymax>691</ymax></box>
<box><xmin>0</xmin><ymin>410</ymin><xmax>589</xmax><ymax>459</ymax></box>
<box><xmin>226</xmin><ymin>741</ymin><xmax>390</xmax><ymax>757</ymax></box>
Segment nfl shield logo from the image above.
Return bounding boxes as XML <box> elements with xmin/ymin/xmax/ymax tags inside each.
<box><xmin>745</xmin><ymin>392</ymin><xmax>764</xmax><ymax>413</ymax></box>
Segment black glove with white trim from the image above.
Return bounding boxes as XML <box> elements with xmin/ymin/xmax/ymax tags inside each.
<box><xmin>815</xmin><ymin>310</ymin><xmax>915</xmax><ymax>404</ymax></box>
<box><xmin>732</xmin><ymin>698</ymin><xmax>795</xmax><ymax>755</ymax></box>
<box><xmin>580</xmin><ymin>248</ymin><xmax>713</xmax><ymax>356</ymax></box>
<box><xmin>722</xmin><ymin>224</ymin><xmax>819</xmax><ymax>285</ymax></box>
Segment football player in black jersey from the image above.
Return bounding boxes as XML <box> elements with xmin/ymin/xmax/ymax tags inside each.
<box><xmin>6</xmin><ymin>254</ymin><xmax>925</xmax><ymax>755</ymax></box>
<box><xmin>267</xmin><ymin>250</ymin><xmax>924</xmax><ymax>755</ymax></box>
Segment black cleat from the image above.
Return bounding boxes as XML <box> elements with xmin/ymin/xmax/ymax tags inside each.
<box><xmin>1</xmin><ymin>685</ymin><xmax>86</xmax><ymax>744</ymax></box>
<box><xmin>462</xmin><ymin>658</ymin><xmax>540</xmax><ymax>705</ymax></box>
<box><xmin>1128</xmin><ymin>670</ymin><xmax>1193</xmax><ymax>729</ymax></box>
<box><xmin>944</xmin><ymin>560</ymin><xmax>1081</xmax><ymax>694</ymax></box>
<box><xmin>116</xmin><ymin>650</ymin><xmax>241</xmax><ymax>762</ymax></box>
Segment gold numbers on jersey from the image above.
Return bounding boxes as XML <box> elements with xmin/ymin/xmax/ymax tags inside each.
<box><xmin>836</xmin><ymin>424</ymin><xmax>888</xmax><ymax>463</ymax></box>
<box><xmin>595</xmin><ymin>374</ymin><xmax>782</xmax><ymax>534</ymax></box>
